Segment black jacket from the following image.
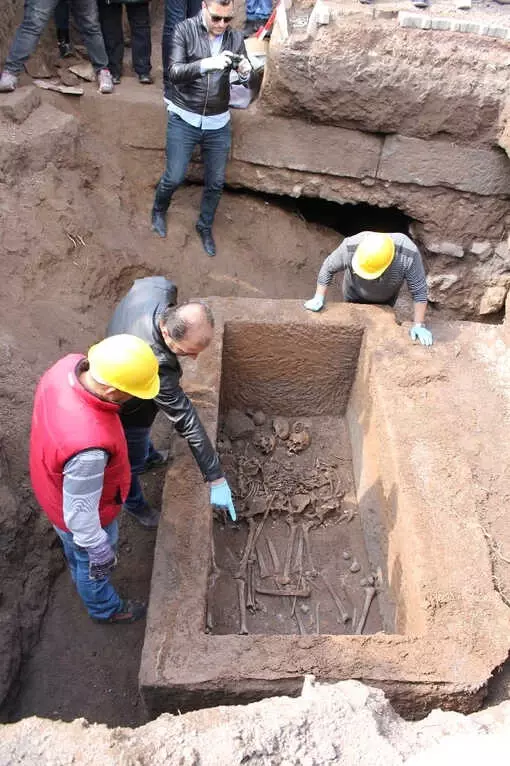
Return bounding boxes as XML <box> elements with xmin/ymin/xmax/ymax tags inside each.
<box><xmin>167</xmin><ymin>13</ymin><xmax>248</xmax><ymax>114</ymax></box>
<box><xmin>106</xmin><ymin>276</ymin><xmax>223</xmax><ymax>482</ymax></box>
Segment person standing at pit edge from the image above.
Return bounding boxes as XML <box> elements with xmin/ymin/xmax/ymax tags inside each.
<box><xmin>106</xmin><ymin>276</ymin><xmax>237</xmax><ymax>527</ymax></box>
<box><xmin>152</xmin><ymin>0</ymin><xmax>252</xmax><ymax>257</ymax></box>
<box><xmin>304</xmin><ymin>231</ymin><xmax>433</xmax><ymax>346</ymax></box>
<box><xmin>0</xmin><ymin>0</ymin><xmax>115</xmax><ymax>93</ymax></box>
<box><xmin>30</xmin><ymin>335</ymin><xmax>160</xmax><ymax>624</ymax></box>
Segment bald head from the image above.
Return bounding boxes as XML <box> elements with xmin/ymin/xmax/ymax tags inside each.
<box><xmin>160</xmin><ymin>301</ymin><xmax>215</xmax><ymax>358</ymax></box>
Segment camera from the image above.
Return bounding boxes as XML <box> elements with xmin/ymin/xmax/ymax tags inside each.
<box><xmin>229</xmin><ymin>53</ymin><xmax>243</xmax><ymax>70</ymax></box>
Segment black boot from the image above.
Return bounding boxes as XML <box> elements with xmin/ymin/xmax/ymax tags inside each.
<box><xmin>57</xmin><ymin>29</ymin><xmax>73</xmax><ymax>58</ymax></box>
<box><xmin>151</xmin><ymin>187</ymin><xmax>171</xmax><ymax>238</ymax></box>
<box><xmin>196</xmin><ymin>225</ymin><xmax>216</xmax><ymax>257</ymax></box>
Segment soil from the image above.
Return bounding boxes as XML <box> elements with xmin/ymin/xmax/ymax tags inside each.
<box><xmin>210</xmin><ymin>413</ymin><xmax>382</xmax><ymax>637</ymax></box>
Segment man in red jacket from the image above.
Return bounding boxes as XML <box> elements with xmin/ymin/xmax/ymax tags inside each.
<box><xmin>30</xmin><ymin>334</ymin><xmax>159</xmax><ymax>624</ymax></box>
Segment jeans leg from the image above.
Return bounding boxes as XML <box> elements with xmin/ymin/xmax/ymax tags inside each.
<box><xmin>97</xmin><ymin>0</ymin><xmax>123</xmax><ymax>78</ymax></box>
<box><xmin>4</xmin><ymin>0</ymin><xmax>59</xmax><ymax>75</ymax></box>
<box><xmin>126</xmin><ymin>2</ymin><xmax>151</xmax><ymax>76</ymax></box>
<box><xmin>245</xmin><ymin>0</ymin><xmax>272</xmax><ymax>20</ymax></box>
<box><xmin>123</xmin><ymin>425</ymin><xmax>151</xmax><ymax>510</ymax></box>
<box><xmin>162</xmin><ymin>0</ymin><xmax>186</xmax><ymax>92</ymax></box>
<box><xmin>70</xmin><ymin>0</ymin><xmax>108</xmax><ymax>71</ymax></box>
<box><xmin>197</xmin><ymin>121</ymin><xmax>232</xmax><ymax>231</ymax></box>
<box><xmin>55</xmin><ymin>523</ymin><xmax>122</xmax><ymax>620</ymax></box>
<box><xmin>154</xmin><ymin>114</ymin><xmax>199</xmax><ymax>210</ymax></box>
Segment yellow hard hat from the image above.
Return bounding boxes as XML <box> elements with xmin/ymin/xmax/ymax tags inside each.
<box><xmin>352</xmin><ymin>233</ymin><xmax>395</xmax><ymax>280</ymax></box>
<box><xmin>88</xmin><ymin>334</ymin><xmax>160</xmax><ymax>399</ymax></box>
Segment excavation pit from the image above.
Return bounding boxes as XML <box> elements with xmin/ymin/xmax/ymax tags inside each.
<box><xmin>140</xmin><ymin>299</ymin><xmax>510</xmax><ymax>719</ymax></box>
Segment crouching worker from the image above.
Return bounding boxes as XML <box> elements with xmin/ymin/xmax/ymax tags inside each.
<box><xmin>29</xmin><ymin>334</ymin><xmax>160</xmax><ymax>624</ymax></box>
<box><xmin>304</xmin><ymin>231</ymin><xmax>433</xmax><ymax>346</ymax></box>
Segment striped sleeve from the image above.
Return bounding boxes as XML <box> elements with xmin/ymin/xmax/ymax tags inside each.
<box><xmin>317</xmin><ymin>234</ymin><xmax>364</xmax><ymax>286</ymax></box>
<box><xmin>400</xmin><ymin>239</ymin><xmax>428</xmax><ymax>303</ymax></box>
<box><xmin>62</xmin><ymin>449</ymin><xmax>110</xmax><ymax>549</ymax></box>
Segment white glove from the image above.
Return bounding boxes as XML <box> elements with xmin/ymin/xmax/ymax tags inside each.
<box><xmin>237</xmin><ymin>56</ymin><xmax>252</xmax><ymax>77</ymax></box>
<box><xmin>304</xmin><ymin>295</ymin><xmax>325</xmax><ymax>312</ymax></box>
<box><xmin>201</xmin><ymin>52</ymin><xmax>233</xmax><ymax>72</ymax></box>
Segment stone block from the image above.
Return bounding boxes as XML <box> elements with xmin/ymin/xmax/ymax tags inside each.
<box><xmin>495</xmin><ymin>241</ymin><xmax>510</xmax><ymax>266</ymax></box>
<box><xmin>469</xmin><ymin>241</ymin><xmax>493</xmax><ymax>260</ymax></box>
<box><xmin>430</xmin><ymin>17</ymin><xmax>452</xmax><ymax>32</ymax></box>
<box><xmin>378</xmin><ymin>134</ymin><xmax>510</xmax><ymax>196</ymax></box>
<box><xmin>398</xmin><ymin>11</ymin><xmax>432</xmax><ymax>30</ymax></box>
<box><xmin>426</xmin><ymin>273</ymin><xmax>459</xmax><ymax>301</ymax></box>
<box><xmin>426</xmin><ymin>241</ymin><xmax>464</xmax><ymax>259</ymax></box>
<box><xmin>485</xmin><ymin>25</ymin><xmax>509</xmax><ymax>40</ymax></box>
<box><xmin>232</xmin><ymin>110</ymin><xmax>382</xmax><ymax>180</ymax></box>
<box><xmin>0</xmin><ymin>86</ymin><xmax>41</xmax><ymax>124</ymax></box>
<box><xmin>479</xmin><ymin>285</ymin><xmax>508</xmax><ymax>315</ymax></box>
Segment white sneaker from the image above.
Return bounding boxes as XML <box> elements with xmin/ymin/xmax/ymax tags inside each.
<box><xmin>0</xmin><ymin>71</ymin><xmax>18</xmax><ymax>92</ymax></box>
<box><xmin>97</xmin><ymin>68</ymin><xmax>114</xmax><ymax>94</ymax></box>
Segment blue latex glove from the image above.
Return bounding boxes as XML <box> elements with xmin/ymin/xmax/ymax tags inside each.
<box><xmin>210</xmin><ymin>479</ymin><xmax>236</xmax><ymax>521</ymax></box>
<box><xmin>304</xmin><ymin>295</ymin><xmax>325</xmax><ymax>312</ymax></box>
<box><xmin>87</xmin><ymin>539</ymin><xmax>117</xmax><ymax>580</ymax></box>
<box><xmin>410</xmin><ymin>324</ymin><xmax>433</xmax><ymax>346</ymax></box>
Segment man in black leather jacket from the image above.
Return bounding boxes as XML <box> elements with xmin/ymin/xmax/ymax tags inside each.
<box><xmin>152</xmin><ymin>0</ymin><xmax>252</xmax><ymax>257</ymax></box>
<box><xmin>106</xmin><ymin>276</ymin><xmax>236</xmax><ymax>528</ymax></box>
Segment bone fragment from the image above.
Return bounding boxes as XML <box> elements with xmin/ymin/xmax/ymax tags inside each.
<box><xmin>235</xmin><ymin>516</ymin><xmax>257</xmax><ymax>579</ymax></box>
<box><xmin>292</xmin><ymin>527</ymin><xmax>304</xmax><ymax>574</ymax></box>
<box><xmin>318</xmin><ymin>572</ymin><xmax>350</xmax><ymax>624</ymax></box>
<box><xmin>279</xmin><ymin>518</ymin><xmax>297</xmax><ymax>585</ymax></box>
<box><xmin>356</xmin><ymin>586</ymin><xmax>376</xmax><ymax>635</ymax></box>
<box><xmin>302</xmin><ymin>520</ymin><xmax>318</xmax><ymax>577</ymax></box>
<box><xmin>236</xmin><ymin>578</ymin><xmax>248</xmax><ymax>634</ymax></box>
<box><xmin>267</xmin><ymin>537</ymin><xmax>280</xmax><ymax>573</ymax></box>
<box><xmin>315</xmin><ymin>602</ymin><xmax>320</xmax><ymax>635</ymax></box>
<box><xmin>246</xmin><ymin>560</ymin><xmax>256</xmax><ymax>611</ymax></box>
<box><xmin>255</xmin><ymin>585</ymin><xmax>311</xmax><ymax>598</ymax></box>
<box><xmin>255</xmin><ymin>541</ymin><xmax>272</xmax><ymax>579</ymax></box>
<box><xmin>206</xmin><ymin>607</ymin><xmax>213</xmax><ymax>633</ymax></box>
<box><xmin>294</xmin><ymin>607</ymin><xmax>307</xmax><ymax>636</ymax></box>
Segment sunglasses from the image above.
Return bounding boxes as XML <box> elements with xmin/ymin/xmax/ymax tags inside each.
<box><xmin>209</xmin><ymin>12</ymin><xmax>233</xmax><ymax>22</ymax></box>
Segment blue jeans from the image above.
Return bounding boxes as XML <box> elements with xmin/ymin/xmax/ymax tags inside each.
<box><xmin>5</xmin><ymin>0</ymin><xmax>108</xmax><ymax>75</ymax></box>
<box><xmin>55</xmin><ymin>521</ymin><xmax>123</xmax><ymax>620</ymax></box>
<box><xmin>245</xmin><ymin>0</ymin><xmax>272</xmax><ymax>21</ymax></box>
<box><xmin>162</xmin><ymin>0</ymin><xmax>201</xmax><ymax>94</ymax></box>
<box><xmin>123</xmin><ymin>425</ymin><xmax>160</xmax><ymax>511</ymax></box>
<box><xmin>154</xmin><ymin>113</ymin><xmax>232</xmax><ymax>232</ymax></box>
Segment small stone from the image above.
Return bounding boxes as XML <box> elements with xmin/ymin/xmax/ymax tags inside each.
<box><xmin>252</xmin><ymin>410</ymin><xmax>266</xmax><ymax>426</ymax></box>
<box><xmin>427</xmin><ymin>241</ymin><xmax>464</xmax><ymax>259</ymax></box>
<box><xmin>360</xmin><ymin>577</ymin><xmax>369</xmax><ymax>587</ymax></box>
<box><xmin>342</xmin><ymin>551</ymin><xmax>351</xmax><ymax>560</ymax></box>
<box><xmin>469</xmin><ymin>241</ymin><xmax>493</xmax><ymax>261</ymax></box>
<box><xmin>479</xmin><ymin>285</ymin><xmax>508</xmax><ymax>315</ymax></box>
<box><xmin>349</xmin><ymin>560</ymin><xmax>361</xmax><ymax>573</ymax></box>
<box><xmin>300</xmin><ymin>604</ymin><xmax>310</xmax><ymax>614</ymax></box>
<box><xmin>495</xmin><ymin>241</ymin><xmax>510</xmax><ymax>265</ymax></box>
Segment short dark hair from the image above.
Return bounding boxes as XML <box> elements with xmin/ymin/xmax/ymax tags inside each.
<box><xmin>206</xmin><ymin>0</ymin><xmax>234</xmax><ymax>7</ymax></box>
<box><xmin>161</xmin><ymin>301</ymin><xmax>215</xmax><ymax>342</ymax></box>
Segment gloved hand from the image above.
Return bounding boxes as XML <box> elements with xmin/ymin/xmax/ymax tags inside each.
<box><xmin>410</xmin><ymin>324</ymin><xmax>433</xmax><ymax>346</ymax></box>
<box><xmin>237</xmin><ymin>55</ymin><xmax>252</xmax><ymax>77</ymax></box>
<box><xmin>201</xmin><ymin>52</ymin><xmax>233</xmax><ymax>72</ymax></box>
<box><xmin>88</xmin><ymin>539</ymin><xmax>117</xmax><ymax>580</ymax></box>
<box><xmin>210</xmin><ymin>479</ymin><xmax>236</xmax><ymax>521</ymax></box>
<box><xmin>304</xmin><ymin>295</ymin><xmax>325</xmax><ymax>312</ymax></box>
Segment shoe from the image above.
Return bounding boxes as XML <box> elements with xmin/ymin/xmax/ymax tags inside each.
<box><xmin>138</xmin><ymin>73</ymin><xmax>153</xmax><ymax>84</ymax></box>
<box><xmin>141</xmin><ymin>449</ymin><xmax>170</xmax><ymax>474</ymax></box>
<box><xmin>151</xmin><ymin>208</ymin><xmax>167</xmax><ymax>237</ymax></box>
<box><xmin>0</xmin><ymin>71</ymin><xmax>18</xmax><ymax>92</ymax></box>
<box><xmin>123</xmin><ymin>503</ymin><xmax>161</xmax><ymax>529</ymax></box>
<box><xmin>58</xmin><ymin>41</ymin><xmax>73</xmax><ymax>58</ymax></box>
<box><xmin>93</xmin><ymin>599</ymin><xmax>147</xmax><ymax>624</ymax></box>
<box><xmin>412</xmin><ymin>0</ymin><xmax>429</xmax><ymax>6</ymax></box>
<box><xmin>112</xmin><ymin>74</ymin><xmax>121</xmax><ymax>85</ymax></box>
<box><xmin>97</xmin><ymin>68</ymin><xmax>114</xmax><ymax>94</ymax></box>
<box><xmin>196</xmin><ymin>226</ymin><xmax>216</xmax><ymax>257</ymax></box>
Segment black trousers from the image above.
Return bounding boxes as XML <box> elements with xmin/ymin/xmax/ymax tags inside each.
<box><xmin>98</xmin><ymin>0</ymin><xmax>151</xmax><ymax>78</ymax></box>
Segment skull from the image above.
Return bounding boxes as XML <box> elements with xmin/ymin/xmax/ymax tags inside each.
<box><xmin>252</xmin><ymin>430</ymin><xmax>276</xmax><ymax>455</ymax></box>
<box><xmin>272</xmin><ymin>416</ymin><xmax>290</xmax><ymax>441</ymax></box>
<box><xmin>288</xmin><ymin>421</ymin><xmax>312</xmax><ymax>453</ymax></box>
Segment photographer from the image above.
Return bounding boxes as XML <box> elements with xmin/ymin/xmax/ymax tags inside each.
<box><xmin>152</xmin><ymin>0</ymin><xmax>251</xmax><ymax>257</ymax></box>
